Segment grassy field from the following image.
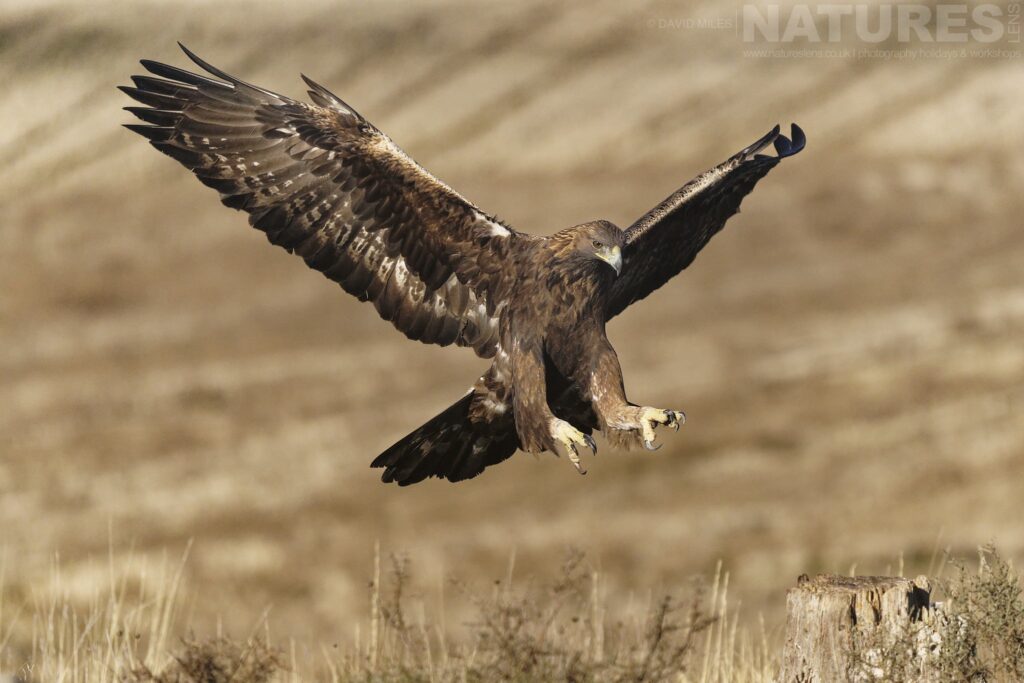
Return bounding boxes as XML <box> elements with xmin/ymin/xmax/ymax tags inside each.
<box><xmin>2</xmin><ymin>0</ymin><xmax>1023</xmax><ymax>678</ymax></box>
<box><xmin>3</xmin><ymin>547</ymin><xmax>773</xmax><ymax>682</ymax></box>
<box><xmin>5</xmin><ymin>546</ymin><xmax>1023</xmax><ymax>681</ymax></box>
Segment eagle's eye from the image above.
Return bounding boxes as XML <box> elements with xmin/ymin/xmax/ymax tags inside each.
<box><xmin>592</xmin><ymin>240</ymin><xmax>603</xmax><ymax>248</ymax></box>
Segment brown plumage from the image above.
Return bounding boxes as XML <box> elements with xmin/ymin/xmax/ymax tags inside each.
<box><xmin>122</xmin><ymin>45</ymin><xmax>806</xmax><ymax>485</ymax></box>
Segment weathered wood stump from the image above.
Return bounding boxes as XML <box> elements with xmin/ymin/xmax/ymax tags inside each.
<box><xmin>780</xmin><ymin>574</ymin><xmax>937</xmax><ymax>682</ymax></box>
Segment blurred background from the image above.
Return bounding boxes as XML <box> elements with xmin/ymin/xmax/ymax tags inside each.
<box><xmin>2</xmin><ymin>0</ymin><xmax>1023</xmax><ymax>653</ymax></box>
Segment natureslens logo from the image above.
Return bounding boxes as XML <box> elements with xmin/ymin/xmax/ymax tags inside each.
<box><xmin>646</xmin><ymin>3</ymin><xmax>1022</xmax><ymax>59</ymax></box>
<box><xmin>741</xmin><ymin>3</ymin><xmax>1019</xmax><ymax>44</ymax></box>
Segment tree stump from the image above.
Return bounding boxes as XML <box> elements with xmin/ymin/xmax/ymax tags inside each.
<box><xmin>779</xmin><ymin>574</ymin><xmax>936</xmax><ymax>682</ymax></box>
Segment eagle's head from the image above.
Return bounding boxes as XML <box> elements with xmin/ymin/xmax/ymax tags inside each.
<box><xmin>564</xmin><ymin>220</ymin><xmax>624</xmax><ymax>276</ymax></box>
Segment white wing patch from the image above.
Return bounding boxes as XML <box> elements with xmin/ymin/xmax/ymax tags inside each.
<box><xmin>481</xmin><ymin>397</ymin><xmax>507</xmax><ymax>415</ymax></box>
<box><xmin>488</xmin><ymin>221</ymin><xmax>511</xmax><ymax>237</ymax></box>
<box><xmin>392</xmin><ymin>258</ymin><xmax>410</xmax><ymax>289</ymax></box>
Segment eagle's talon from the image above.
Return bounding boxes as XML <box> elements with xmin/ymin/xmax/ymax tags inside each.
<box><xmin>566</xmin><ymin>444</ymin><xmax>586</xmax><ymax>475</ymax></box>
<box><xmin>549</xmin><ymin>418</ymin><xmax>596</xmax><ymax>474</ymax></box>
<box><xmin>663</xmin><ymin>409</ymin><xmax>685</xmax><ymax>431</ymax></box>
<box><xmin>643</xmin><ymin>439</ymin><xmax>661</xmax><ymax>451</ymax></box>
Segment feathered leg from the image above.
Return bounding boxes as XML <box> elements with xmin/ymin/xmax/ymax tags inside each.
<box><xmin>511</xmin><ymin>339</ymin><xmax>596</xmax><ymax>474</ymax></box>
<box><xmin>586</xmin><ymin>338</ymin><xmax>685</xmax><ymax>450</ymax></box>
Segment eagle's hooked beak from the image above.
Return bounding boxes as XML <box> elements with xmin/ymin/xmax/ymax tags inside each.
<box><xmin>597</xmin><ymin>245</ymin><xmax>622</xmax><ymax>276</ymax></box>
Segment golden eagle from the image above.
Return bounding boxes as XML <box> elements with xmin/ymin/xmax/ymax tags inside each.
<box><xmin>122</xmin><ymin>45</ymin><xmax>805</xmax><ymax>485</ymax></box>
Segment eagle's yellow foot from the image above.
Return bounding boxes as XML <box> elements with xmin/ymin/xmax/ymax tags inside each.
<box><xmin>548</xmin><ymin>418</ymin><xmax>597</xmax><ymax>475</ymax></box>
<box><xmin>637</xmin><ymin>407</ymin><xmax>685</xmax><ymax>450</ymax></box>
<box><xmin>606</xmin><ymin>406</ymin><xmax>685</xmax><ymax>450</ymax></box>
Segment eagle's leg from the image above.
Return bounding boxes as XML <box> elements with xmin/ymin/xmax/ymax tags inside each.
<box><xmin>511</xmin><ymin>339</ymin><xmax>595</xmax><ymax>474</ymax></box>
<box><xmin>587</xmin><ymin>339</ymin><xmax>685</xmax><ymax>450</ymax></box>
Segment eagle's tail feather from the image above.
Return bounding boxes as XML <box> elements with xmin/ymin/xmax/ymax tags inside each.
<box><xmin>370</xmin><ymin>393</ymin><xmax>518</xmax><ymax>486</ymax></box>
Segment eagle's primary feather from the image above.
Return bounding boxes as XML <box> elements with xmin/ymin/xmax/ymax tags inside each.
<box><xmin>122</xmin><ymin>46</ymin><xmax>805</xmax><ymax>485</ymax></box>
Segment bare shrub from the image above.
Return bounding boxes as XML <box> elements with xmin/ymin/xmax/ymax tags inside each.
<box><xmin>847</xmin><ymin>545</ymin><xmax>1024</xmax><ymax>683</ymax></box>
<box><xmin>344</xmin><ymin>548</ymin><xmax>717</xmax><ymax>683</ymax></box>
<box><xmin>937</xmin><ymin>546</ymin><xmax>1024</xmax><ymax>681</ymax></box>
<box><xmin>126</xmin><ymin>637</ymin><xmax>282</xmax><ymax>683</ymax></box>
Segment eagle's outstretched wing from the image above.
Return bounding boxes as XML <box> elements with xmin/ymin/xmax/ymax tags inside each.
<box><xmin>606</xmin><ymin>124</ymin><xmax>805</xmax><ymax>319</ymax></box>
<box><xmin>122</xmin><ymin>45</ymin><xmax>521</xmax><ymax>358</ymax></box>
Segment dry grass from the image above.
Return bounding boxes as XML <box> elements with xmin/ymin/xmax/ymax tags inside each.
<box><xmin>0</xmin><ymin>547</ymin><xmax>189</xmax><ymax>683</ymax></box>
<box><xmin>1</xmin><ymin>547</ymin><xmax>776</xmax><ymax>683</ymax></box>
<box><xmin>5</xmin><ymin>547</ymin><xmax>1023</xmax><ymax>682</ymax></box>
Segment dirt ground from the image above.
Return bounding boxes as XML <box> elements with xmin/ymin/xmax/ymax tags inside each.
<box><xmin>2</xmin><ymin>0</ymin><xmax>1023</xmax><ymax>652</ymax></box>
